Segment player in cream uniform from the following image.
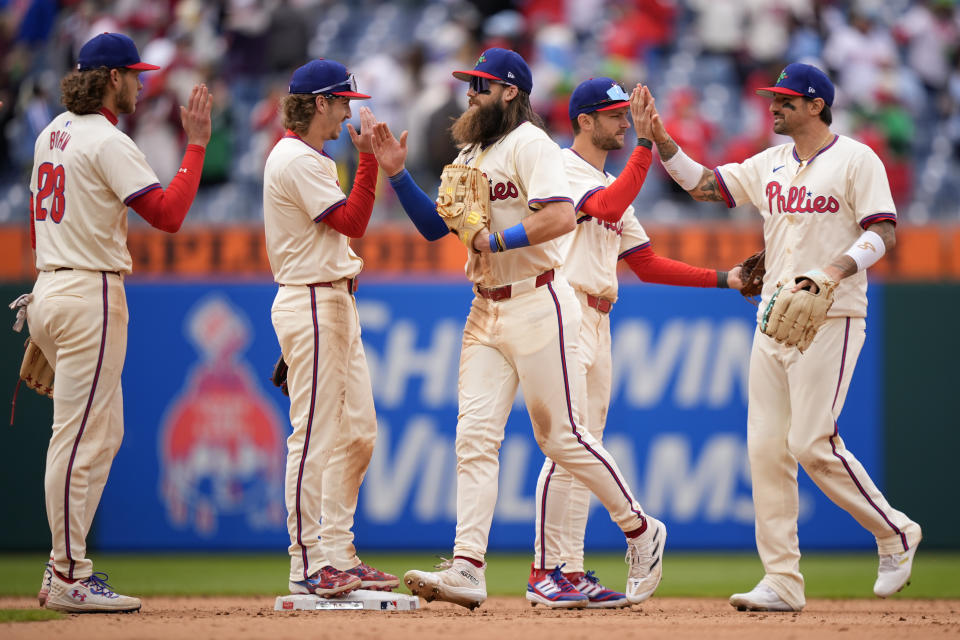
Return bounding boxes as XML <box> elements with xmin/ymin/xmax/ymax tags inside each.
<box><xmin>27</xmin><ymin>33</ymin><xmax>211</xmax><ymax>613</ymax></box>
<box><xmin>370</xmin><ymin>49</ymin><xmax>666</xmax><ymax>611</ymax></box>
<box><xmin>264</xmin><ymin>59</ymin><xmax>397</xmax><ymax>598</ymax></box>
<box><xmin>644</xmin><ymin>62</ymin><xmax>921</xmax><ymax>612</ymax></box>
<box><xmin>531</xmin><ymin>78</ymin><xmax>745</xmax><ymax>608</ymax></box>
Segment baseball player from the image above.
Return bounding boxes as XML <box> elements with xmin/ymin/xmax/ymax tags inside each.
<box><xmin>26</xmin><ymin>33</ymin><xmax>211</xmax><ymax>613</ymax></box>
<box><xmin>642</xmin><ymin>63</ymin><xmax>921</xmax><ymax>611</ymax></box>
<box><xmin>263</xmin><ymin>59</ymin><xmax>398</xmax><ymax>598</ymax></box>
<box><xmin>527</xmin><ymin>78</ymin><xmax>747</xmax><ymax>609</ymax></box>
<box><xmin>369</xmin><ymin>48</ymin><xmax>666</xmax><ymax>610</ymax></box>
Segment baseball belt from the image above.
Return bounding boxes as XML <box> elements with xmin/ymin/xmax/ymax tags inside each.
<box><xmin>476</xmin><ymin>269</ymin><xmax>554</xmax><ymax>301</ymax></box>
<box><xmin>586</xmin><ymin>293</ymin><xmax>614</xmax><ymax>314</ymax></box>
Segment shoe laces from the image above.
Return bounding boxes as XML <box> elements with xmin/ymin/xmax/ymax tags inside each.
<box><xmin>82</xmin><ymin>572</ymin><xmax>117</xmax><ymax>597</ymax></box>
<box><xmin>582</xmin><ymin>570</ymin><xmax>601</xmax><ymax>586</ymax></box>
<box><xmin>878</xmin><ymin>552</ymin><xmax>905</xmax><ymax>573</ymax></box>
<box><xmin>548</xmin><ymin>564</ymin><xmax>581</xmax><ymax>595</ymax></box>
<box><xmin>434</xmin><ymin>556</ymin><xmax>454</xmax><ymax>570</ymax></box>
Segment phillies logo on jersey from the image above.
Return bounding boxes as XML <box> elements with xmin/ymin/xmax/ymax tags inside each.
<box><xmin>158</xmin><ymin>295</ymin><xmax>286</xmax><ymax>537</ymax></box>
<box><xmin>765</xmin><ymin>182</ymin><xmax>839</xmax><ymax>215</ymax></box>
<box><xmin>489</xmin><ymin>180</ymin><xmax>519</xmax><ymax>201</ymax></box>
<box><xmin>583</xmin><ymin>215</ymin><xmax>623</xmax><ymax>236</ymax></box>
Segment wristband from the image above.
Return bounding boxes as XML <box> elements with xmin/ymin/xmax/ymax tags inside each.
<box><xmin>501</xmin><ymin>223</ymin><xmax>530</xmax><ymax>250</ymax></box>
<box><xmin>636</xmin><ymin>137</ymin><xmax>653</xmax><ymax>149</ymax></box>
<box><xmin>716</xmin><ymin>270</ymin><xmax>729</xmax><ymax>289</ymax></box>
<box><xmin>843</xmin><ymin>229</ymin><xmax>885</xmax><ymax>271</ymax></box>
<box><xmin>490</xmin><ymin>232</ymin><xmax>507</xmax><ymax>252</ymax></box>
<box><xmin>660</xmin><ymin>147</ymin><xmax>706</xmax><ymax>191</ymax></box>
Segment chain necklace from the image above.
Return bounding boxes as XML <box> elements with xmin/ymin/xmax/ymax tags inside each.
<box><xmin>796</xmin><ymin>131</ymin><xmax>835</xmax><ymax>166</ymax></box>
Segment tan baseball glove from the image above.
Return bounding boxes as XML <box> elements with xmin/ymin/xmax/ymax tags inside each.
<box><xmin>19</xmin><ymin>337</ymin><xmax>54</xmax><ymax>398</ymax></box>
<box><xmin>760</xmin><ymin>270</ymin><xmax>837</xmax><ymax>353</ymax></box>
<box><xmin>737</xmin><ymin>249</ymin><xmax>765</xmax><ymax>302</ymax></box>
<box><xmin>436</xmin><ymin>164</ymin><xmax>489</xmax><ymax>250</ymax></box>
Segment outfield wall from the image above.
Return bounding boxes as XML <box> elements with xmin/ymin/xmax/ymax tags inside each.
<box><xmin>5</xmin><ymin>279</ymin><xmax>945</xmax><ymax>553</ymax></box>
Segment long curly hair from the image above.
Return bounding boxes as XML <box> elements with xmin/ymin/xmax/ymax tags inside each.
<box><xmin>60</xmin><ymin>68</ymin><xmax>111</xmax><ymax>115</ymax></box>
<box><xmin>280</xmin><ymin>94</ymin><xmax>319</xmax><ymax>136</ymax></box>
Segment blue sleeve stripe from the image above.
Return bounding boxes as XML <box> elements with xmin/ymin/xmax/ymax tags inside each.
<box><xmin>713</xmin><ymin>169</ymin><xmax>735</xmax><ymax>208</ymax></box>
<box><xmin>123</xmin><ymin>183</ymin><xmax>161</xmax><ymax>205</ymax></box>
<box><xmin>313</xmin><ymin>199</ymin><xmax>346</xmax><ymax>223</ymax></box>
<box><xmin>528</xmin><ymin>196</ymin><xmax>574</xmax><ymax>209</ymax></box>
<box><xmin>860</xmin><ymin>213</ymin><xmax>897</xmax><ymax>228</ymax></box>
<box><xmin>575</xmin><ymin>186</ymin><xmax>604</xmax><ymax>212</ymax></box>
<box><xmin>618</xmin><ymin>240</ymin><xmax>651</xmax><ymax>261</ymax></box>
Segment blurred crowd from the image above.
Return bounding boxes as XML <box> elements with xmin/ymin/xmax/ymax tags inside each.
<box><xmin>0</xmin><ymin>0</ymin><xmax>958</xmax><ymax>226</ymax></box>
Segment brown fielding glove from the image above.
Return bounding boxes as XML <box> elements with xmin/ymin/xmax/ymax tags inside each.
<box><xmin>19</xmin><ymin>337</ymin><xmax>54</xmax><ymax>398</ymax></box>
<box><xmin>271</xmin><ymin>354</ymin><xmax>289</xmax><ymax>396</ymax></box>
<box><xmin>760</xmin><ymin>270</ymin><xmax>838</xmax><ymax>353</ymax></box>
<box><xmin>436</xmin><ymin>164</ymin><xmax>489</xmax><ymax>250</ymax></box>
<box><xmin>737</xmin><ymin>249</ymin><xmax>765</xmax><ymax>302</ymax></box>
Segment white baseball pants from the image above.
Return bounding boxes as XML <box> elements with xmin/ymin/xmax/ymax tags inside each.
<box><xmin>748</xmin><ymin>318</ymin><xmax>920</xmax><ymax>610</ymax></box>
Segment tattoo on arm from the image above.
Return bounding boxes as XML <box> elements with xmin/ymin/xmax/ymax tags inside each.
<box><xmin>828</xmin><ymin>256</ymin><xmax>858</xmax><ymax>280</ymax></box>
<box><xmin>693</xmin><ymin>170</ymin><xmax>725</xmax><ymax>202</ymax></box>
<box><xmin>656</xmin><ymin>137</ymin><xmax>678</xmax><ymax>161</ymax></box>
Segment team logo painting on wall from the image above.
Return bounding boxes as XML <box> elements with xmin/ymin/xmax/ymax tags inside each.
<box><xmin>158</xmin><ymin>295</ymin><xmax>286</xmax><ymax>536</ymax></box>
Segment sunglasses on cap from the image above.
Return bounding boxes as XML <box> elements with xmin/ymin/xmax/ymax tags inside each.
<box><xmin>312</xmin><ymin>73</ymin><xmax>358</xmax><ymax>95</ymax></box>
<box><xmin>577</xmin><ymin>83</ymin><xmax>631</xmax><ymax>111</ymax></box>
<box><xmin>469</xmin><ymin>76</ymin><xmax>510</xmax><ymax>95</ymax></box>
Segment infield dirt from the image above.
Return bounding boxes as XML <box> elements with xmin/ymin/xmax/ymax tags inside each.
<box><xmin>2</xmin><ymin>596</ymin><xmax>959</xmax><ymax>639</ymax></box>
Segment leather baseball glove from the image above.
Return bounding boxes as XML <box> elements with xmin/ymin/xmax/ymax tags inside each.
<box><xmin>760</xmin><ymin>270</ymin><xmax>838</xmax><ymax>353</ymax></box>
<box><xmin>271</xmin><ymin>353</ymin><xmax>289</xmax><ymax>396</ymax></box>
<box><xmin>737</xmin><ymin>249</ymin><xmax>765</xmax><ymax>301</ymax></box>
<box><xmin>436</xmin><ymin>163</ymin><xmax>489</xmax><ymax>250</ymax></box>
<box><xmin>19</xmin><ymin>337</ymin><xmax>54</xmax><ymax>398</ymax></box>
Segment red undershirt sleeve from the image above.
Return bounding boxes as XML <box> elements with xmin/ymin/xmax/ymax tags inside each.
<box><xmin>578</xmin><ymin>145</ymin><xmax>652</xmax><ymax>223</ymax></box>
<box><xmin>622</xmin><ymin>244</ymin><xmax>718</xmax><ymax>287</ymax></box>
<box><xmin>127</xmin><ymin>144</ymin><xmax>206</xmax><ymax>233</ymax></box>
<box><xmin>321</xmin><ymin>152</ymin><xmax>379</xmax><ymax>238</ymax></box>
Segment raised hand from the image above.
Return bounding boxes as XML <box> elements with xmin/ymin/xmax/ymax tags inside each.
<box><xmin>347</xmin><ymin>106</ymin><xmax>377</xmax><ymax>154</ymax></box>
<box><xmin>370</xmin><ymin>121</ymin><xmax>409</xmax><ymax>176</ymax></box>
<box><xmin>180</xmin><ymin>84</ymin><xmax>213</xmax><ymax>147</ymax></box>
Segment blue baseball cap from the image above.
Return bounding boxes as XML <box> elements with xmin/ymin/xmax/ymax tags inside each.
<box><xmin>288</xmin><ymin>59</ymin><xmax>370</xmax><ymax>99</ymax></box>
<box><xmin>757</xmin><ymin>63</ymin><xmax>835</xmax><ymax>107</ymax></box>
<box><xmin>569</xmin><ymin>78</ymin><xmax>631</xmax><ymax>120</ymax></box>
<box><xmin>452</xmin><ymin>48</ymin><xmax>533</xmax><ymax>95</ymax></box>
<box><xmin>76</xmin><ymin>33</ymin><xmax>161</xmax><ymax>72</ymax></box>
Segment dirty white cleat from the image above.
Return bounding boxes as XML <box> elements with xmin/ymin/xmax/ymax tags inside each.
<box><xmin>625</xmin><ymin>516</ymin><xmax>666</xmax><ymax>604</ymax></box>
<box><xmin>45</xmin><ymin>571</ymin><xmax>141</xmax><ymax>613</ymax></box>
<box><xmin>874</xmin><ymin>542</ymin><xmax>919</xmax><ymax>598</ymax></box>
<box><xmin>37</xmin><ymin>559</ymin><xmax>53</xmax><ymax>607</ymax></box>
<box><xmin>404</xmin><ymin>557</ymin><xmax>486</xmax><ymax>610</ymax></box>
<box><xmin>729</xmin><ymin>583</ymin><xmax>799</xmax><ymax>612</ymax></box>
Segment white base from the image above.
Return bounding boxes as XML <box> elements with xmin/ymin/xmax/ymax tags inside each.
<box><xmin>275</xmin><ymin>590</ymin><xmax>420</xmax><ymax>611</ymax></box>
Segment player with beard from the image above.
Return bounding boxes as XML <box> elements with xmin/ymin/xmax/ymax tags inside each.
<box><xmin>369</xmin><ymin>49</ymin><xmax>667</xmax><ymax>610</ymax></box>
<box><xmin>528</xmin><ymin>78</ymin><xmax>745</xmax><ymax>608</ymax></box>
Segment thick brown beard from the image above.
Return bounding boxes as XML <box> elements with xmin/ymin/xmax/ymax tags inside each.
<box><xmin>451</xmin><ymin>99</ymin><xmax>507</xmax><ymax>146</ymax></box>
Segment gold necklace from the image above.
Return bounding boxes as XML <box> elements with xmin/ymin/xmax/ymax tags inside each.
<box><xmin>796</xmin><ymin>132</ymin><xmax>834</xmax><ymax>165</ymax></box>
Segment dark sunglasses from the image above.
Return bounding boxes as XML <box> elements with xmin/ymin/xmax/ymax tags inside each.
<box><xmin>469</xmin><ymin>75</ymin><xmax>510</xmax><ymax>95</ymax></box>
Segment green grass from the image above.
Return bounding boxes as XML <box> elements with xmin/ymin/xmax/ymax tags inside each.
<box><xmin>0</xmin><ymin>609</ymin><xmax>64</xmax><ymax>622</ymax></box>
<box><xmin>2</xmin><ymin>551</ymin><xmax>958</xmax><ymax>599</ymax></box>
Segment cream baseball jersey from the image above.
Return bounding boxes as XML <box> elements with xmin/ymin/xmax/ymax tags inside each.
<box><xmin>714</xmin><ymin>134</ymin><xmax>896</xmax><ymax>318</ymax></box>
<box><xmin>559</xmin><ymin>148</ymin><xmax>651</xmax><ymax>302</ymax></box>
<box><xmin>264</xmin><ymin>135</ymin><xmax>363</xmax><ymax>285</ymax></box>
<box><xmin>32</xmin><ymin>111</ymin><xmax>160</xmax><ymax>273</ymax></box>
<box><xmin>455</xmin><ymin>122</ymin><xmax>573</xmax><ymax>287</ymax></box>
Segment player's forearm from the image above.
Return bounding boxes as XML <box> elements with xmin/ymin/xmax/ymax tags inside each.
<box><xmin>622</xmin><ymin>245</ymin><xmax>721</xmax><ymax>287</ymax></box>
<box><xmin>387</xmin><ymin>169</ymin><xmax>450</xmax><ymax>241</ymax></box>
<box><xmin>823</xmin><ymin>221</ymin><xmax>896</xmax><ymax>282</ymax></box>
<box><xmin>578</xmin><ymin>145</ymin><xmax>652</xmax><ymax>223</ymax></box>
<box><xmin>128</xmin><ymin>144</ymin><xmax>205</xmax><ymax>233</ymax></box>
<box><xmin>523</xmin><ymin>199</ymin><xmax>576</xmax><ymax>244</ymax></box>
<box><xmin>324</xmin><ymin>153</ymin><xmax>378</xmax><ymax>238</ymax></box>
<box><xmin>654</xmin><ymin>136</ymin><xmax>722</xmax><ymax>202</ymax></box>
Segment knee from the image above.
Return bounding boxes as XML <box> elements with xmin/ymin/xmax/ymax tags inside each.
<box><xmin>455</xmin><ymin>429</ymin><xmax>501</xmax><ymax>465</ymax></box>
